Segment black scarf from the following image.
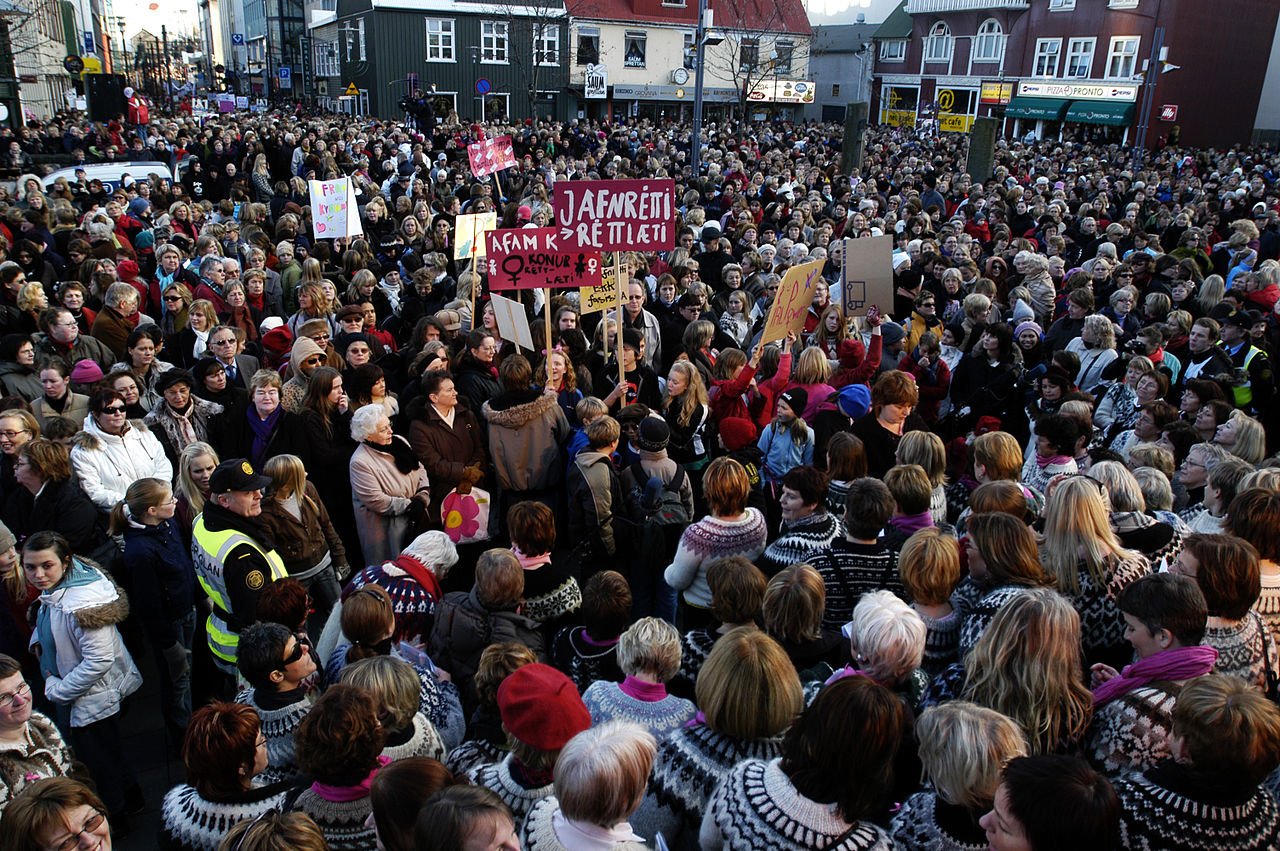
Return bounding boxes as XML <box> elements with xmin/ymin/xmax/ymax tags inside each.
<box><xmin>363</xmin><ymin>436</ymin><xmax>419</xmax><ymax>474</ymax></box>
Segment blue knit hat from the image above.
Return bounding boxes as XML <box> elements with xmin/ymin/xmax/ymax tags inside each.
<box><xmin>837</xmin><ymin>383</ymin><xmax>871</xmax><ymax>420</ymax></box>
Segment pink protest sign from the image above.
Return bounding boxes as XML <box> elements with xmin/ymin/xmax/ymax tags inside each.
<box><xmin>467</xmin><ymin>135</ymin><xmax>516</xmax><ymax>177</ymax></box>
<box><xmin>553</xmin><ymin>179</ymin><xmax>675</xmax><ymax>251</ymax></box>
<box><xmin>485</xmin><ymin>227</ymin><xmax>604</xmax><ymax>290</ymax></box>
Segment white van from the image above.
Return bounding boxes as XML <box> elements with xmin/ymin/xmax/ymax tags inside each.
<box><xmin>42</xmin><ymin>160</ymin><xmax>175</xmax><ymax>194</ymax></box>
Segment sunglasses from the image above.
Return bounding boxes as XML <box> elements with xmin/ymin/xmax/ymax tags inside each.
<box><xmin>101</xmin><ymin>405</ymin><xmax>126</xmax><ymax>414</ymax></box>
<box><xmin>304</xmin><ymin>356</ymin><xmax>324</xmax><ymax>366</ymax></box>
<box><xmin>276</xmin><ymin>633</ymin><xmax>311</xmax><ymax>669</ymax></box>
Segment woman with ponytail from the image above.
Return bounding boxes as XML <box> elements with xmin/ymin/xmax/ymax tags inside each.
<box><xmin>109</xmin><ymin>477</ymin><xmax>196</xmax><ymax>740</ymax></box>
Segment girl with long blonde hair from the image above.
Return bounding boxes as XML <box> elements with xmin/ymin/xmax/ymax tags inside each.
<box><xmin>663</xmin><ymin>359</ymin><xmax>711</xmax><ymax>478</ymax></box>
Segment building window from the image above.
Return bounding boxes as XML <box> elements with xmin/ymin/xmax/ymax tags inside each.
<box><xmin>925</xmin><ymin>22</ymin><xmax>951</xmax><ymax>63</ymax></box>
<box><xmin>624</xmin><ymin>31</ymin><xmax>646</xmax><ymax>68</ymax></box>
<box><xmin>683</xmin><ymin>32</ymin><xmax>696</xmax><ymax>69</ymax></box>
<box><xmin>426</xmin><ymin>19</ymin><xmax>454</xmax><ymax>62</ymax></box>
<box><xmin>313</xmin><ymin>39</ymin><xmax>339</xmax><ymax>75</ymax></box>
<box><xmin>1109</xmin><ymin>0</ymin><xmax>1138</xmax><ymax>7</ymax></box>
<box><xmin>534</xmin><ymin>24</ymin><xmax>559</xmax><ymax>66</ymax></box>
<box><xmin>481</xmin><ymin>21</ymin><xmax>508</xmax><ymax>63</ymax></box>
<box><xmin>740</xmin><ymin>37</ymin><xmax>759</xmax><ymax>70</ymax></box>
<box><xmin>577</xmin><ymin>26</ymin><xmax>599</xmax><ymax>65</ymax></box>
<box><xmin>972</xmin><ymin>18</ymin><xmax>1003</xmax><ymax>63</ymax></box>
<box><xmin>879</xmin><ymin>39</ymin><xmax>906</xmax><ymax>62</ymax></box>
<box><xmin>1048</xmin><ymin>0</ymin><xmax>1075</xmax><ymax>9</ymax></box>
<box><xmin>662</xmin><ymin>0</ymin><xmax>686</xmax><ymax>7</ymax></box>
<box><xmin>832</xmin><ymin>83</ymin><xmax>840</xmax><ymax>96</ymax></box>
<box><xmin>1065</xmin><ymin>37</ymin><xmax>1094</xmax><ymax>78</ymax></box>
<box><xmin>774</xmin><ymin>39</ymin><xmax>793</xmax><ymax>73</ymax></box>
<box><xmin>1107</xmin><ymin>36</ymin><xmax>1140</xmax><ymax>78</ymax></box>
<box><xmin>1033</xmin><ymin>37</ymin><xmax>1060</xmax><ymax>77</ymax></box>
<box><xmin>340</xmin><ymin>18</ymin><xmax>365</xmax><ymax>62</ymax></box>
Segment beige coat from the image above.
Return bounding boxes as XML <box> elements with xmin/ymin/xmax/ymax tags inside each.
<box><xmin>350</xmin><ymin>437</ymin><xmax>428</xmax><ymax>567</ymax></box>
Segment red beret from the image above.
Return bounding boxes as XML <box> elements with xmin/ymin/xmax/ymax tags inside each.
<box><xmin>496</xmin><ymin>663</ymin><xmax>590</xmax><ymax>751</ymax></box>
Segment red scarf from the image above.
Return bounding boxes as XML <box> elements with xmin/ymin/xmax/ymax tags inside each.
<box><xmin>391</xmin><ymin>555</ymin><xmax>441</xmax><ymax>600</ymax></box>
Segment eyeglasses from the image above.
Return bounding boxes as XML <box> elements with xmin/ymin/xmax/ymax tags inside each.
<box><xmin>49</xmin><ymin>811</ymin><xmax>104</xmax><ymax>851</ymax></box>
<box><xmin>101</xmin><ymin>406</ymin><xmax>126</xmax><ymax>415</ymax></box>
<box><xmin>212</xmin><ymin>338</ymin><xmax>236</xmax><ymax>346</ymax></box>
<box><xmin>304</xmin><ymin>356</ymin><xmax>324</xmax><ymax>366</ymax></box>
<box><xmin>0</xmin><ymin>680</ymin><xmax>29</xmax><ymax>708</ymax></box>
<box><xmin>309</xmin><ymin>334</ymin><xmax>330</xmax><ymax>343</ymax></box>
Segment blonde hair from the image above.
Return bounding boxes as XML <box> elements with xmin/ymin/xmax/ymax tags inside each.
<box><xmin>108</xmin><ymin>477</ymin><xmax>171</xmax><ymax>536</ymax></box>
<box><xmin>851</xmin><ymin>590</ymin><xmax>926</xmax><ymax>686</ymax></box>
<box><xmin>696</xmin><ymin>626</ymin><xmax>802</xmax><ymax>739</ymax></box>
<box><xmin>897</xmin><ymin>430</ymin><xmax>946</xmax><ymax>489</ymax></box>
<box><xmin>662</xmin><ymin>360</ymin><xmax>709</xmax><ymax>427</ymax></box>
<box><xmin>264</xmin><ymin>454</ymin><xmax>308</xmax><ymax>501</ymax></box>
<box><xmin>1224</xmin><ymin>410</ymin><xmax>1266</xmax><ymax>465</ymax></box>
<box><xmin>1040</xmin><ymin>475</ymin><xmax>1140</xmax><ymax>595</ymax></box>
<box><xmin>338</xmin><ymin>655</ymin><xmax>422</xmax><ymax>732</ymax></box>
<box><xmin>916</xmin><ymin>702</ymin><xmax>1028</xmax><ymax>810</ymax></box>
<box><xmin>899</xmin><ymin>527</ymin><xmax>961</xmax><ymax>605</ymax></box>
<box><xmin>962</xmin><ymin>588</ymin><xmax>1092</xmax><ymax>754</ymax></box>
<box><xmin>617</xmin><ymin>617</ymin><xmax>682</xmax><ymax>682</ymax></box>
<box><xmin>793</xmin><ymin>346</ymin><xmax>832</xmax><ymax>385</ymax></box>
<box><xmin>177</xmin><ymin>442</ymin><xmax>218</xmax><ymax>514</ymax></box>
<box><xmin>554</xmin><ymin>722</ymin><xmax>656</xmax><ymax>827</ymax></box>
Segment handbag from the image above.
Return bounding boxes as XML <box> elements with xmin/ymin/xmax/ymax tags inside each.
<box><xmin>440</xmin><ymin>484</ymin><xmax>491</xmax><ymax>545</ymax></box>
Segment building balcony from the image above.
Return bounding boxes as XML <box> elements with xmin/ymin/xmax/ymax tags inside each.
<box><xmin>904</xmin><ymin>0</ymin><xmax>1029</xmax><ymax>13</ymax></box>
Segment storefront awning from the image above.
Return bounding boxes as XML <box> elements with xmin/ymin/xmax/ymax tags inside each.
<box><xmin>1004</xmin><ymin>96</ymin><xmax>1070</xmax><ymax>120</ymax></box>
<box><xmin>1065</xmin><ymin>100</ymin><xmax>1135</xmax><ymax>126</ymax></box>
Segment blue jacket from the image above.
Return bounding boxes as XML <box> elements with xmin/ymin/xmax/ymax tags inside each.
<box><xmin>757</xmin><ymin>422</ymin><xmax>815</xmax><ymax>483</ymax></box>
<box><xmin>121</xmin><ymin>517</ymin><xmax>196</xmax><ymax>647</ymax></box>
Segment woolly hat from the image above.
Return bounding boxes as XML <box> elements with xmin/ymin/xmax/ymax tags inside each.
<box><xmin>335</xmin><ymin>331</ymin><xmax>371</xmax><ymax>357</ymax></box>
<box><xmin>718</xmin><ymin>417</ymin><xmax>757</xmax><ymax>451</ymax></box>
<box><xmin>260</xmin><ymin>327</ymin><xmax>294</xmax><ymax>367</ymax></box>
<box><xmin>0</xmin><ymin>520</ymin><xmax>15</xmax><ymax>553</ymax></box>
<box><xmin>1043</xmin><ymin>364</ymin><xmax>1072</xmax><ymax>390</ymax></box>
<box><xmin>837</xmin><ymin>383</ymin><xmax>871</xmax><ymax>420</ymax></box>
<box><xmin>435</xmin><ymin>309</ymin><xmax>462</xmax><ymax>332</ymax></box>
<box><xmin>1011</xmin><ymin>299</ymin><xmax>1034</xmax><ymax>323</ymax></box>
<box><xmin>116</xmin><ymin>259</ymin><xmax>140</xmax><ymax>282</ymax></box>
<box><xmin>778</xmin><ymin>387</ymin><xmax>808</xmax><ymax>418</ymax></box>
<box><xmin>400</xmin><ymin>530</ymin><xmax>459</xmax><ymax>575</ymax></box>
<box><xmin>133</xmin><ymin>230</ymin><xmax>155</xmax><ymax>251</ymax></box>
<box><xmin>127</xmin><ymin>197</ymin><xmax>151</xmax><ymax>219</ymax></box>
<box><xmin>701</xmin><ymin>224</ymin><xmax>721</xmax><ymax>243</ymax></box>
<box><xmin>70</xmin><ymin>359</ymin><xmax>103</xmax><ymax>385</ymax></box>
<box><xmin>155</xmin><ymin>368</ymin><xmax>194</xmax><ymax>393</ymax></box>
<box><xmin>496</xmin><ymin>663</ymin><xmax>590</xmax><ymax>751</ymax></box>
<box><xmin>517</xmin><ymin>205</ymin><xmax>533</xmax><ymax>221</ymax></box>
<box><xmin>974</xmin><ymin>415</ymin><xmax>1002</xmax><ymax>436</ymax></box>
<box><xmin>335</xmin><ymin>303</ymin><xmax>364</xmax><ymax>323</ymax></box>
<box><xmin>636</xmin><ymin>417</ymin><xmax>671</xmax><ymax>452</ymax></box>
<box><xmin>880</xmin><ymin>321</ymin><xmax>906</xmax><ymax>346</ymax></box>
<box><xmin>1014</xmin><ymin>320</ymin><xmax>1043</xmax><ymax>340</ymax></box>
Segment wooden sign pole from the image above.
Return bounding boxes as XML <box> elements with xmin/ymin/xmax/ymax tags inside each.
<box><xmin>468</xmin><ymin>240</ymin><xmax>479</xmax><ymax>331</ymax></box>
<box><xmin>544</xmin><ymin>287</ymin><xmax>554</xmax><ymax>388</ymax></box>
<box><xmin>615</xmin><ymin>252</ymin><xmax>626</xmax><ymax>389</ymax></box>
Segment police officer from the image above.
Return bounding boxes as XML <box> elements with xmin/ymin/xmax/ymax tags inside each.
<box><xmin>191</xmin><ymin>458</ymin><xmax>288</xmax><ymax>678</ymax></box>
<box><xmin>1219</xmin><ymin>307</ymin><xmax>1274</xmax><ymax>423</ymax></box>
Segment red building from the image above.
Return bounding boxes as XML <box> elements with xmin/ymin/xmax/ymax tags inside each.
<box><xmin>869</xmin><ymin>0</ymin><xmax>1280</xmax><ymax>148</ymax></box>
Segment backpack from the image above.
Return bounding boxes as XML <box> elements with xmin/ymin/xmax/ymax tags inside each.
<box><xmin>629</xmin><ymin>462</ymin><xmax>691</xmax><ymax>567</ymax></box>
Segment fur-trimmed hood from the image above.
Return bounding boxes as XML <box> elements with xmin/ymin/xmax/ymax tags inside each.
<box><xmin>71</xmin><ymin>415</ymin><xmax>151</xmax><ymax>451</ymax></box>
<box><xmin>41</xmin><ymin>561</ymin><xmax>130</xmax><ymax>629</ymax></box>
<box><xmin>481</xmin><ymin>390</ymin><xmax>557</xmax><ymax>429</ymax></box>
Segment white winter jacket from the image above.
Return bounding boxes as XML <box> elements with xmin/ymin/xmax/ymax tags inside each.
<box><xmin>69</xmin><ymin>415</ymin><xmax>173</xmax><ymax>510</ymax></box>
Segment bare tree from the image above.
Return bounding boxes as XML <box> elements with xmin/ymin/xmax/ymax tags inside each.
<box><xmin>490</xmin><ymin>0</ymin><xmax>569</xmax><ymax>121</ymax></box>
<box><xmin>702</xmin><ymin>0</ymin><xmax>810</xmax><ymax>116</ymax></box>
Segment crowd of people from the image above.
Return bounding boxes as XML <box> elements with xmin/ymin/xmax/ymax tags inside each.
<box><xmin>0</xmin><ymin>101</ymin><xmax>1275</xmax><ymax>850</ymax></box>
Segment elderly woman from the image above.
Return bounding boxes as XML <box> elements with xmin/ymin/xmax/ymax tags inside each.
<box><xmin>408</xmin><ymin>369</ymin><xmax>486</xmax><ymax>525</ymax></box>
<box><xmin>91</xmin><ymin>281</ymin><xmax>148</xmax><ymax>362</ymax></box>
<box><xmin>159</xmin><ymin>701</ymin><xmax>291</xmax><ymax>851</ymax></box>
<box><xmin>338</xmin><ymin>655</ymin><xmax>446</xmax><ymax>763</ymax></box>
<box><xmin>0</xmin><ymin>654</ymin><xmax>80</xmax><ymax>809</ymax></box>
<box><xmin>31</xmin><ymin>358</ymin><xmax>89</xmax><ymax>430</ymax></box>
<box><xmin>756</xmin><ymin>465</ymin><xmax>842</xmax><ymax>576</ymax></box>
<box><xmin>110</xmin><ymin>325</ymin><xmax>174</xmax><ymax>409</ymax></box>
<box><xmin>0</xmin><ymin>408</ymin><xmax>37</xmax><ymax>504</ymax></box>
<box><xmin>213</xmin><ymin>369</ymin><xmax>310</xmax><ymax>470</ymax></box>
<box><xmin>350</xmin><ymin>402</ymin><xmax>430</xmax><ymax>566</ymax></box>
<box><xmin>1094</xmin><ymin>355</ymin><xmax>1155</xmax><ymax>436</ymax></box>
<box><xmin>634</xmin><ymin>627</ymin><xmax>802</xmax><ymax>847</ymax></box>
<box><xmin>520</xmin><ymin>722</ymin><xmax>657</xmax><ymax>850</ymax></box>
<box><xmin>7</xmin><ymin>439</ymin><xmax>99</xmax><ymax>555</ymax></box>
<box><xmin>1090</xmin><ymin>461</ymin><xmax>1184</xmax><ymax>568</ymax></box>
<box><xmin>289</xmin><ymin>684</ymin><xmax>386</xmax><ymax>850</ymax></box>
<box><xmin>892</xmin><ymin>702</ymin><xmax>1029</xmax><ymax>850</ymax></box>
<box><xmin>582</xmin><ymin>617</ymin><xmax>696</xmax><ymax>740</ymax></box>
<box><xmin>703</xmin><ymin>675</ymin><xmax>910</xmax><ymax>850</ymax></box>
<box><xmin>70</xmin><ymin>387</ymin><xmax>172</xmax><ymax>511</ymax></box>
<box><xmin>851</xmin><ymin>370</ymin><xmax>927</xmax><ymax>479</ymax></box>
<box><xmin>825</xmin><ymin>589</ymin><xmax>928</xmax><ymax>709</ymax></box>
<box><xmin>144</xmin><ymin>369</ymin><xmax>224</xmax><ymax>471</ymax></box>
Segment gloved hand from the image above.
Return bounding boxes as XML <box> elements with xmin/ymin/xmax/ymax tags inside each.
<box><xmin>162</xmin><ymin>642</ymin><xmax>190</xmax><ymax>682</ymax></box>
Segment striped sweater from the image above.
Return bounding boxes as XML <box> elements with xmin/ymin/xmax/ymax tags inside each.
<box><xmin>1115</xmin><ymin>764</ymin><xmax>1280</xmax><ymax>851</ymax></box>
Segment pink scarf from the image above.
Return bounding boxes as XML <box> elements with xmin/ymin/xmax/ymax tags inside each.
<box><xmin>310</xmin><ymin>755</ymin><xmax>391</xmax><ymax>802</ymax></box>
<box><xmin>1035</xmin><ymin>453</ymin><xmax>1072</xmax><ymax>469</ymax></box>
<box><xmin>512</xmin><ymin>545</ymin><xmax>551</xmax><ymax>571</ymax></box>
<box><xmin>1092</xmin><ymin>645</ymin><xmax>1219</xmax><ymax>706</ymax></box>
<box><xmin>619</xmin><ymin>676</ymin><xmax>668</xmax><ymax>702</ymax></box>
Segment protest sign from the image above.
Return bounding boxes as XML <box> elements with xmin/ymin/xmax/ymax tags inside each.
<box><xmin>467</xmin><ymin>135</ymin><xmax>517</xmax><ymax>177</ymax></box>
<box><xmin>454</xmin><ymin>212</ymin><xmax>497</xmax><ymax>260</ymax></box>
<box><xmin>580</xmin><ymin>263</ymin><xmax>618</xmax><ymax>314</ymax></box>
<box><xmin>485</xmin><ymin>228</ymin><xmax>603</xmax><ymax>291</ymax></box>
<box><xmin>838</xmin><ymin>235</ymin><xmax>895</xmax><ymax>316</ymax></box>
<box><xmin>308</xmin><ymin>177</ymin><xmax>362</xmax><ymax>239</ymax></box>
<box><xmin>554</xmin><ymin>179</ymin><xmax>675</xmax><ymax>251</ymax></box>
<box><xmin>759</xmin><ymin>259</ymin><xmax>826</xmax><ymax>345</ymax></box>
<box><xmin>489</xmin><ymin>292</ymin><xmax>534</xmax><ymax>351</ymax></box>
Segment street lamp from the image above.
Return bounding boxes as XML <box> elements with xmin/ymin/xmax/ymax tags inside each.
<box><xmin>689</xmin><ymin>0</ymin><xmax>723</xmax><ymax>180</ymax></box>
<box><xmin>118</xmin><ymin>20</ymin><xmax>127</xmax><ymax>80</ymax></box>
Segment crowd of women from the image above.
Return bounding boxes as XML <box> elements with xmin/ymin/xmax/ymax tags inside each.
<box><xmin>0</xmin><ymin>104</ymin><xmax>1275</xmax><ymax>850</ymax></box>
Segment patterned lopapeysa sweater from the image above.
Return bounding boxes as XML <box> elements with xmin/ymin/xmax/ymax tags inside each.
<box><xmin>663</xmin><ymin>509</ymin><xmax>767</xmax><ymax>609</ymax></box>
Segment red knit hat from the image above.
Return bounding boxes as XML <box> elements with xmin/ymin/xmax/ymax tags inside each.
<box><xmin>496</xmin><ymin>664</ymin><xmax>590</xmax><ymax>751</ymax></box>
<box><xmin>718</xmin><ymin>417</ymin><xmax>757</xmax><ymax>451</ymax></box>
<box><xmin>974</xmin><ymin>416</ymin><xmax>1002</xmax><ymax>436</ymax></box>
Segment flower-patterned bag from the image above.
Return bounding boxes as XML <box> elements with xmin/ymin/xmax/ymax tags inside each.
<box><xmin>440</xmin><ymin>483</ymin><xmax>491</xmax><ymax>544</ymax></box>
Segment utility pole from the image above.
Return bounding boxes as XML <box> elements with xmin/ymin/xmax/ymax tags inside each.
<box><xmin>1130</xmin><ymin>25</ymin><xmax>1164</xmax><ymax>172</ymax></box>
<box><xmin>161</xmin><ymin>25</ymin><xmax>171</xmax><ymax>107</ymax></box>
<box><xmin>690</xmin><ymin>0</ymin><xmax>708</xmax><ymax>179</ymax></box>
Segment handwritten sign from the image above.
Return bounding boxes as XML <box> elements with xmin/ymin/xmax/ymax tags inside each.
<box><xmin>454</xmin><ymin>212</ymin><xmax>497</xmax><ymax>260</ymax></box>
<box><xmin>580</xmin><ymin>263</ymin><xmax>618</xmax><ymax>314</ymax></box>
<box><xmin>308</xmin><ymin>177</ymin><xmax>362</xmax><ymax>239</ymax></box>
<box><xmin>838</xmin><ymin>235</ymin><xmax>895</xmax><ymax>317</ymax></box>
<box><xmin>760</xmin><ymin>259</ymin><xmax>825</xmax><ymax>345</ymax></box>
<box><xmin>467</xmin><ymin>135</ymin><xmax>516</xmax><ymax>177</ymax></box>
<box><xmin>490</xmin><ymin>292</ymin><xmax>533</xmax><ymax>351</ymax></box>
<box><xmin>485</xmin><ymin>227</ymin><xmax>603</xmax><ymax>291</ymax></box>
<box><xmin>554</xmin><ymin>179</ymin><xmax>675</xmax><ymax>252</ymax></box>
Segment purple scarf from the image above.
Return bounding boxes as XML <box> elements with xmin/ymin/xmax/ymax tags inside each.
<box><xmin>246</xmin><ymin>405</ymin><xmax>283</xmax><ymax>467</ymax></box>
<box><xmin>1035</xmin><ymin>453</ymin><xmax>1072</xmax><ymax>469</ymax></box>
<box><xmin>619</xmin><ymin>676</ymin><xmax>668</xmax><ymax>702</ymax></box>
<box><xmin>888</xmin><ymin>511</ymin><xmax>933</xmax><ymax>536</ymax></box>
<box><xmin>310</xmin><ymin>755</ymin><xmax>391</xmax><ymax>802</ymax></box>
<box><xmin>1092</xmin><ymin>645</ymin><xmax>1219</xmax><ymax>706</ymax></box>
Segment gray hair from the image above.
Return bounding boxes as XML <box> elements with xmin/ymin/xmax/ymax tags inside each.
<box><xmin>851</xmin><ymin>589</ymin><xmax>926</xmax><ymax>686</ymax></box>
<box><xmin>104</xmin><ymin>281</ymin><xmax>139</xmax><ymax>309</ymax></box>
<box><xmin>200</xmin><ymin>254</ymin><xmax>226</xmax><ymax>279</ymax></box>
<box><xmin>1089</xmin><ymin>461</ymin><xmax>1145</xmax><ymax>512</ymax></box>
<box><xmin>401</xmin><ymin>530</ymin><xmax>459</xmax><ymax>576</ymax></box>
<box><xmin>1132</xmin><ymin>466</ymin><xmax>1173</xmax><ymax>512</ymax></box>
<box><xmin>350</xmin><ymin>403</ymin><xmax>388</xmax><ymax>443</ymax></box>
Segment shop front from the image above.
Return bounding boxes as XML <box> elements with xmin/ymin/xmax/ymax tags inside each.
<box><xmin>608</xmin><ymin>83</ymin><xmax>738</xmax><ymax>122</ymax></box>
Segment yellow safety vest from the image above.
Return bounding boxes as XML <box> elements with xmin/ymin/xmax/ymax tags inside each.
<box><xmin>191</xmin><ymin>516</ymin><xmax>287</xmax><ymax>663</ymax></box>
<box><xmin>1231</xmin><ymin>346</ymin><xmax>1262</xmax><ymax>409</ymax></box>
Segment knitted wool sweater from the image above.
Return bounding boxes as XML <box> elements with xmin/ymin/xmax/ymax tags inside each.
<box><xmin>381</xmin><ymin>712</ymin><xmax>446</xmax><ymax>763</ymax></box>
<box><xmin>160</xmin><ymin>782</ymin><xmax>290</xmax><ymax>851</ymax></box>
<box><xmin>916</xmin><ymin>605</ymin><xmax>963</xmax><ymax>678</ymax></box>
<box><xmin>1115</xmin><ymin>763</ymin><xmax>1280</xmax><ymax>851</ymax></box>
<box><xmin>808</xmin><ymin>539</ymin><xmax>902</xmax><ymax>632</ymax></box>
<box><xmin>290</xmin><ymin>787</ymin><xmax>377</xmax><ymax>851</ymax></box>
<box><xmin>1204</xmin><ymin>612</ymin><xmax>1280</xmax><ymax>693</ymax></box>
<box><xmin>468</xmin><ymin>754</ymin><xmax>554</xmax><ymax>831</ymax></box>
<box><xmin>238</xmin><ymin>687</ymin><xmax>311</xmax><ymax>785</ymax></box>
<box><xmin>520</xmin><ymin>796</ymin><xmax>649</xmax><ymax>851</ymax></box>
<box><xmin>701</xmin><ymin>759</ymin><xmax>896</xmax><ymax>850</ymax></box>
<box><xmin>551</xmin><ymin>625</ymin><xmax>622</xmax><ymax>693</ymax></box>
<box><xmin>582</xmin><ymin>680</ymin><xmax>696</xmax><ymax>740</ymax></box>
<box><xmin>445</xmin><ymin>737</ymin><xmax>506</xmax><ymax>777</ymax></box>
<box><xmin>889</xmin><ymin>791</ymin><xmax>988</xmax><ymax>851</ymax></box>
<box><xmin>520</xmin><ymin>565</ymin><xmax>582</xmax><ymax>627</ymax></box>
<box><xmin>669</xmin><ymin>627</ymin><xmax>720</xmax><ymax>699</ymax></box>
<box><xmin>756</xmin><ymin>511</ymin><xmax>844</xmax><ymax>577</ymax></box>
<box><xmin>1258</xmin><ymin>570</ymin><xmax>1280</xmax><ymax>650</ymax></box>
<box><xmin>664</xmin><ymin>509</ymin><xmax>767</xmax><ymax>610</ymax></box>
<box><xmin>632</xmin><ymin>723</ymin><xmax>783</xmax><ymax>849</ymax></box>
<box><xmin>1060</xmin><ymin>553</ymin><xmax>1151</xmax><ymax>665</ymax></box>
<box><xmin>958</xmin><ymin>585</ymin><xmax>1030</xmax><ymax>658</ymax></box>
<box><xmin>0</xmin><ymin>713</ymin><xmax>78</xmax><ymax>810</ymax></box>
<box><xmin>1084</xmin><ymin>682</ymin><xmax>1181</xmax><ymax>776</ymax></box>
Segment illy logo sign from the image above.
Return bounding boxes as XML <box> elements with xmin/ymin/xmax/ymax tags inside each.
<box><xmin>1160</xmin><ymin>105</ymin><xmax>1178</xmax><ymax>121</ymax></box>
